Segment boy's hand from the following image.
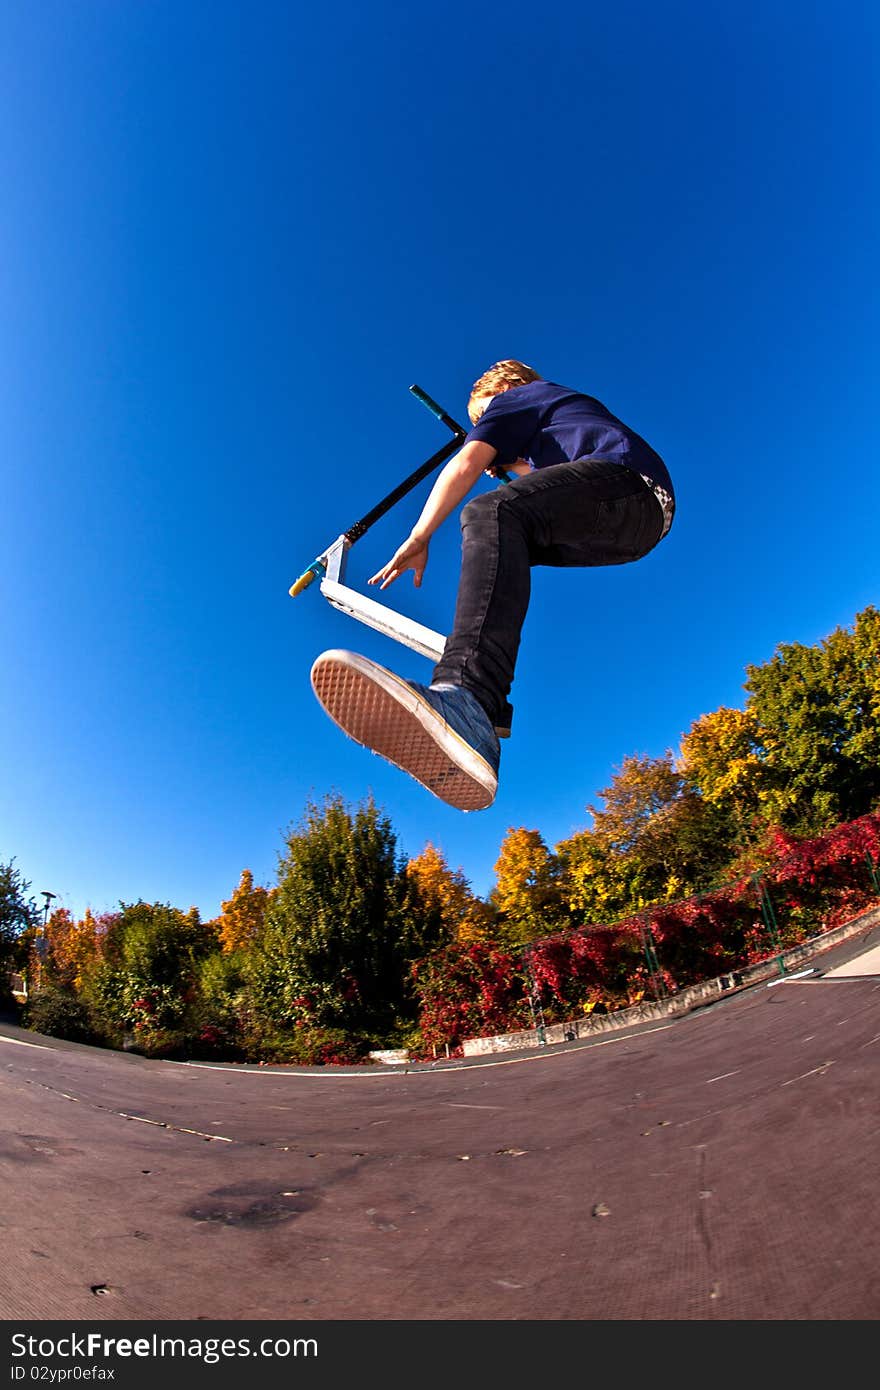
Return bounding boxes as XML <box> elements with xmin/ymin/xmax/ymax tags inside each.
<box><xmin>369</xmin><ymin>536</ymin><xmax>430</xmax><ymax>590</ymax></box>
<box><xmin>366</xmin><ymin>441</ymin><xmax>496</xmax><ymax>591</ymax></box>
<box><xmin>487</xmin><ymin>458</ymin><xmax>530</xmax><ymax>479</ymax></box>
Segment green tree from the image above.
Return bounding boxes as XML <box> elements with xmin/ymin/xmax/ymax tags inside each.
<box><xmin>745</xmin><ymin>606</ymin><xmax>880</xmax><ymax>833</ymax></box>
<box><xmin>251</xmin><ymin>794</ymin><xmax>420</xmax><ymax>1041</ymax></box>
<box><xmin>191</xmin><ymin>947</ymin><xmax>252</xmax><ymax>1058</ymax></box>
<box><xmin>0</xmin><ymin>859</ymin><xmax>39</xmax><ymax>979</ymax></box>
<box><xmin>83</xmin><ymin>901</ymin><xmax>216</xmax><ymax>1053</ymax></box>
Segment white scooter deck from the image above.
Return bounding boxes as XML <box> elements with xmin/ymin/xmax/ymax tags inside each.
<box><xmin>317</xmin><ymin>534</ymin><xmax>446</xmax><ymax>663</ymax></box>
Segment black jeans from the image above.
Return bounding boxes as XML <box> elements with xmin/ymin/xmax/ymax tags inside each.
<box><xmin>432</xmin><ymin>457</ymin><xmax>667</xmax><ymax>732</ymax></box>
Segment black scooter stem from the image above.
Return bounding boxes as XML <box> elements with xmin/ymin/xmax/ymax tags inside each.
<box><xmin>289</xmin><ymin>384</ymin><xmax>467</xmax><ymax>596</ymax></box>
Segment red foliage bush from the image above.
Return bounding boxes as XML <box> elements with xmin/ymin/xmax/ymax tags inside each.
<box><xmin>413</xmin><ymin>812</ymin><xmax>880</xmax><ymax>1049</ymax></box>
<box><xmin>412</xmin><ymin>942</ymin><xmax>529</xmax><ymax>1053</ymax></box>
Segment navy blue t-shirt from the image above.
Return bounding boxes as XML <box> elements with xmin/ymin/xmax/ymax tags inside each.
<box><xmin>465</xmin><ymin>380</ymin><xmax>673</xmax><ymax>499</ymax></box>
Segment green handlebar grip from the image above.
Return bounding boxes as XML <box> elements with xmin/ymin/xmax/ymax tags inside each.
<box><xmin>289</xmin><ymin>559</ymin><xmax>326</xmax><ymax>597</ymax></box>
<box><xmin>409</xmin><ymin>384</ymin><xmax>466</xmax><ymax>438</ymax></box>
<box><xmin>409</xmin><ymin>383</ymin><xmax>445</xmax><ymax>420</ymax></box>
<box><xmin>410</xmin><ymin>382</ymin><xmax>510</xmax><ymax>481</ymax></box>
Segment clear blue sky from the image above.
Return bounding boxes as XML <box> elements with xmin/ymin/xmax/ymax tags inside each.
<box><xmin>2</xmin><ymin>2</ymin><xmax>877</xmax><ymax>921</ymax></box>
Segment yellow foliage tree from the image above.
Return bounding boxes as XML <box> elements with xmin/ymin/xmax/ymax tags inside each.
<box><xmin>557</xmin><ymin>752</ymin><xmax>736</xmax><ymax>921</ymax></box>
<box><xmin>404</xmin><ymin>843</ymin><xmax>494</xmax><ymax>944</ymax></box>
<box><xmin>216</xmin><ymin>869</ymin><xmax>271</xmax><ymax>953</ymax></box>
<box><xmin>491</xmin><ymin>827</ymin><xmax>567</xmax><ymax>945</ymax></box>
<box><xmin>43</xmin><ymin>907</ymin><xmax>102</xmax><ymax>991</ymax></box>
<box><xmin>555</xmin><ymin>827</ymin><xmax>625</xmax><ymax>923</ymax></box>
<box><xmin>679</xmin><ymin>707</ymin><xmax>766</xmax><ymax>828</ymax></box>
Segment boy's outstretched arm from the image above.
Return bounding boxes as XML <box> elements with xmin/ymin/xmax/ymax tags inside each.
<box><xmin>368</xmin><ymin>439</ymin><xmax>498</xmax><ymax>590</ymax></box>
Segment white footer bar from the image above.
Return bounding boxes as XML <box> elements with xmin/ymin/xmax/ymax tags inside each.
<box><xmin>320</xmin><ymin>578</ymin><xmax>447</xmax><ymax>663</ymax></box>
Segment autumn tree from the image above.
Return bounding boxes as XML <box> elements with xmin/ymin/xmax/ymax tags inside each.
<box><xmin>557</xmin><ymin>753</ymin><xmax>733</xmax><ymax>921</ymax></box>
<box><xmin>490</xmin><ymin>828</ymin><xmax>569</xmax><ymax>945</ymax></box>
<box><xmin>215</xmin><ymin>869</ymin><xmax>271</xmax><ymax>953</ymax></box>
<box><xmin>41</xmin><ymin>907</ymin><xmax>102</xmax><ymax>990</ymax></box>
<box><xmin>556</xmin><ymin>827</ymin><xmax>630</xmax><ymax>925</ymax></box>
<box><xmin>404</xmin><ymin>843</ymin><xmax>495</xmax><ymax>946</ymax></box>
<box><xmin>679</xmin><ymin>706</ymin><xmax>766</xmax><ymax>845</ymax></box>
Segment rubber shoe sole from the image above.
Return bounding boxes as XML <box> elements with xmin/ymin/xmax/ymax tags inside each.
<box><xmin>310</xmin><ymin>649</ymin><xmax>497</xmax><ymax>812</ymax></box>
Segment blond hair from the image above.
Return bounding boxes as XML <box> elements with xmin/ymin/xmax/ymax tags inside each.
<box><xmin>467</xmin><ymin>360</ymin><xmax>542</xmax><ymax>423</ymax></box>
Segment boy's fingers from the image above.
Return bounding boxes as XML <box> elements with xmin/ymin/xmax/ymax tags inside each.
<box><xmin>369</xmin><ymin>562</ymin><xmax>396</xmax><ymax>585</ymax></box>
<box><xmin>369</xmin><ymin>541</ymin><xmax>425</xmax><ymax>589</ymax></box>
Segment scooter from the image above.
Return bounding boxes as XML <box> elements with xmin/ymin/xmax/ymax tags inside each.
<box><xmin>288</xmin><ymin>384</ymin><xmax>509</xmax><ymax>661</ymax></box>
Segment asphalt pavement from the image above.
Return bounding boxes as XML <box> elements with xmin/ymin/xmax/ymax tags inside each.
<box><xmin>1</xmin><ymin>923</ymin><xmax>879</xmax><ymax>1321</ymax></box>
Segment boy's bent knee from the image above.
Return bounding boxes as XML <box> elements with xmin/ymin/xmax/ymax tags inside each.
<box><xmin>460</xmin><ymin>492</ymin><xmax>502</xmax><ymax>529</ymax></box>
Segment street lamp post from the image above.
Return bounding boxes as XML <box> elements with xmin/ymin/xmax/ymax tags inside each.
<box><xmin>35</xmin><ymin>892</ymin><xmax>57</xmax><ymax>981</ymax></box>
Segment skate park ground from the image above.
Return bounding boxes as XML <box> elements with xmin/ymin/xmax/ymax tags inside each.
<box><xmin>1</xmin><ymin>920</ymin><xmax>878</xmax><ymax>1322</ymax></box>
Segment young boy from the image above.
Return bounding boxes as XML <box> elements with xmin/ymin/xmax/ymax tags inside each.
<box><xmin>310</xmin><ymin>361</ymin><xmax>674</xmax><ymax>811</ymax></box>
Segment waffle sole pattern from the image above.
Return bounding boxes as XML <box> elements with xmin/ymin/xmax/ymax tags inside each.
<box><xmin>310</xmin><ymin>649</ymin><xmax>497</xmax><ymax>812</ymax></box>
